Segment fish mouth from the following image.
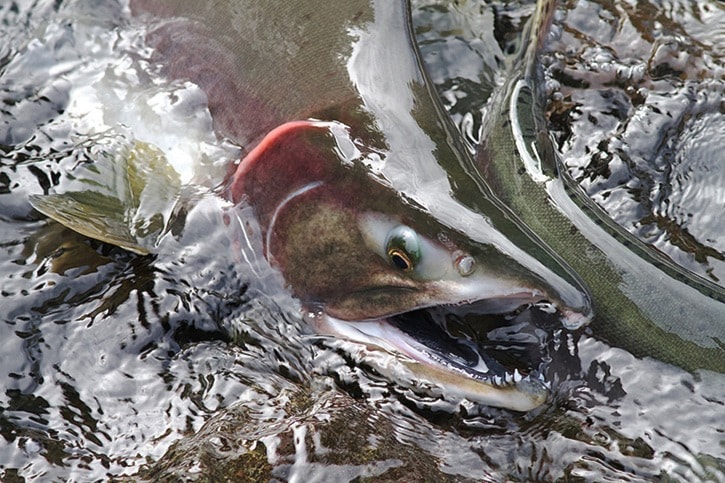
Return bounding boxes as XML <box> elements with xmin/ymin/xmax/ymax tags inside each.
<box><xmin>308</xmin><ymin>297</ymin><xmax>575</xmax><ymax>412</ymax></box>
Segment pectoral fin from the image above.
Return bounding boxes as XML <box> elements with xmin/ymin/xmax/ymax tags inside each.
<box><xmin>29</xmin><ymin>139</ymin><xmax>184</xmax><ymax>255</ymax></box>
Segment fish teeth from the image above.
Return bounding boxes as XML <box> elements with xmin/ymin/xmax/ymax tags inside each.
<box><xmin>532</xmin><ymin>372</ymin><xmax>552</xmax><ymax>389</ymax></box>
<box><xmin>535</xmin><ymin>301</ymin><xmax>557</xmax><ymax>314</ymax></box>
<box><xmin>567</xmin><ymin>333</ymin><xmax>576</xmax><ymax>356</ymax></box>
<box><xmin>499</xmin><ymin>372</ymin><xmax>514</xmax><ymax>385</ymax></box>
<box><xmin>490</xmin><ymin>371</ymin><xmax>536</xmax><ymax>387</ymax></box>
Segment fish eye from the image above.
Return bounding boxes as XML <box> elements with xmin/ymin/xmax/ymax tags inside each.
<box><xmin>386</xmin><ymin>226</ymin><xmax>421</xmax><ymax>271</ymax></box>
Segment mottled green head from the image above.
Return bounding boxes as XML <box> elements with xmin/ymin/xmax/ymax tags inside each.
<box><xmin>229</xmin><ymin>120</ymin><xmax>592</xmax><ymax>411</ymax></box>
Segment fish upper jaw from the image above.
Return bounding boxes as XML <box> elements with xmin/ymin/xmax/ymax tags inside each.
<box><xmin>322</xmin><ymin>279</ymin><xmax>592</xmax><ymax>335</ymax></box>
<box><xmin>356</xmin><ymin>211</ymin><xmax>594</xmax><ymax>331</ymax></box>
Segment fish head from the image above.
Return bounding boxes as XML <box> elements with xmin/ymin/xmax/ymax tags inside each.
<box><xmin>229</xmin><ymin>120</ymin><xmax>593</xmax><ymax>411</ymax></box>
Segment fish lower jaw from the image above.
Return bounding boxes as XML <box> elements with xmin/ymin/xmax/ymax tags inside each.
<box><xmin>305</xmin><ymin>311</ymin><xmax>550</xmax><ymax>412</ymax></box>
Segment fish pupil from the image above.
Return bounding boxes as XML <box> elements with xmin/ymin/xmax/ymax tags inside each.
<box><xmin>389</xmin><ymin>250</ymin><xmax>411</xmax><ymax>270</ymax></box>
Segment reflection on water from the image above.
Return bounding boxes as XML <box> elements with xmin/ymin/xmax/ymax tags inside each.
<box><xmin>0</xmin><ymin>1</ymin><xmax>298</xmax><ymax>478</ymax></box>
<box><xmin>0</xmin><ymin>0</ymin><xmax>723</xmax><ymax>481</ymax></box>
<box><xmin>542</xmin><ymin>0</ymin><xmax>725</xmax><ymax>284</ymax></box>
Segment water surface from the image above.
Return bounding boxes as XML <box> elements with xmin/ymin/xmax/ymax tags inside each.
<box><xmin>0</xmin><ymin>0</ymin><xmax>723</xmax><ymax>481</ymax></box>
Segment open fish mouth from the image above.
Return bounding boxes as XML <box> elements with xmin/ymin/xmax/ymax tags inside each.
<box><xmin>308</xmin><ymin>298</ymin><xmax>570</xmax><ymax>412</ymax></box>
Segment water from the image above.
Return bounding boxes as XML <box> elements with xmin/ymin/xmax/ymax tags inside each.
<box><xmin>0</xmin><ymin>1</ymin><xmax>307</xmax><ymax>479</ymax></box>
<box><xmin>1</xmin><ymin>0</ymin><xmax>723</xmax><ymax>481</ymax></box>
<box><xmin>541</xmin><ymin>0</ymin><xmax>725</xmax><ymax>285</ymax></box>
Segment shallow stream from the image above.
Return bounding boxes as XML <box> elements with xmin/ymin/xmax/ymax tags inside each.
<box><xmin>0</xmin><ymin>0</ymin><xmax>723</xmax><ymax>481</ymax></box>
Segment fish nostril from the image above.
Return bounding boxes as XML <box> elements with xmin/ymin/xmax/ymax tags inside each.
<box><xmin>454</xmin><ymin>253</ymin><xmax>475</xmax><ymax>276</ymax></box>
